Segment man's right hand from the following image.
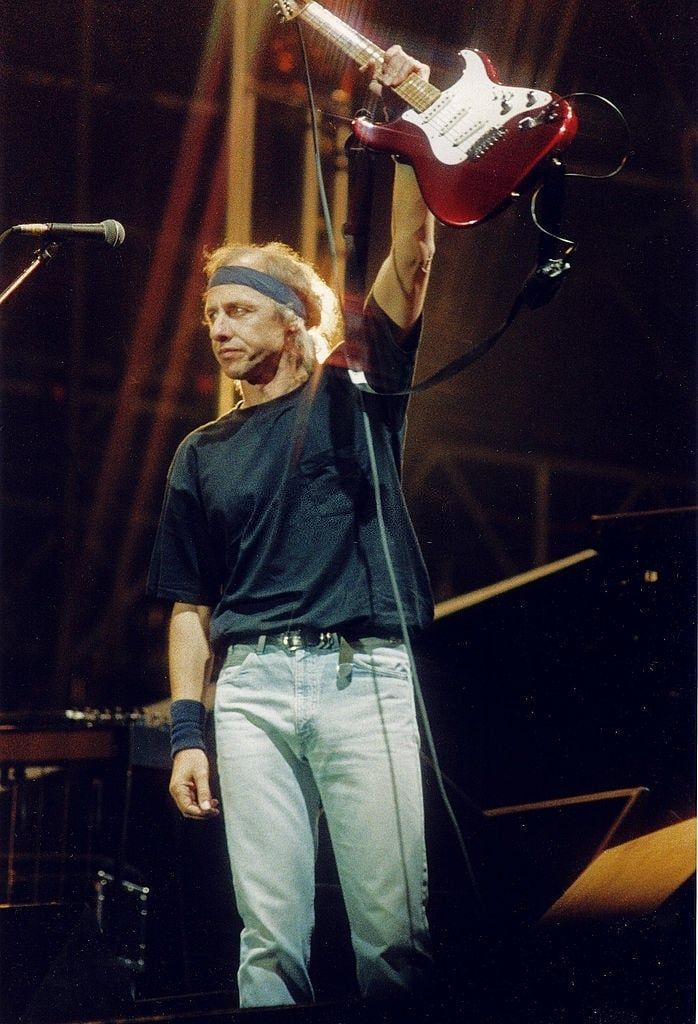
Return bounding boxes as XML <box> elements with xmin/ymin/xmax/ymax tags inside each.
<box><xmin>169</xmin><ymin>748</ymin><xmax>220</xmax><ymax>819</ymax></box>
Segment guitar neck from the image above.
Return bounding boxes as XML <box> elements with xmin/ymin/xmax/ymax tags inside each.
<box><xmin>296</xmin><ymin>1</ymin><xmax>440</xmax><ymax>113</ymax></box>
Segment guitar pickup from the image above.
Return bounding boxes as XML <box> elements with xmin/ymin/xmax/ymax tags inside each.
<box><xmin>437</xmin><ymin>105</ymin><xmax>472</xmax><ymax>137</ymax></box>
<box><xmin>452</xmin><ymin>118</ymin><xmax>486</xmax><ymax>147</ymax></box>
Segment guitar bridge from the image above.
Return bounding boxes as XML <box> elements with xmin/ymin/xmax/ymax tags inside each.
<box><xmin>466</xmin><ymin>127</ymin><xmax>506</xmax><ymax>160</ymax></box>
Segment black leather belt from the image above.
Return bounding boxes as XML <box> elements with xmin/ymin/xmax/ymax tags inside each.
<box><xmin>267</xmin><ymin>629</ymin><xmax>338</xmax><ymax>651</ymax></box>
<box><xmin>228</xmin><ymin>630</ymin><xmax>402</xmax><ymax>654</ymax></box>
<box><xmin>227</xmin><ymin>629</ymin><xmax>338</xmax><ymax>653</ymax></box>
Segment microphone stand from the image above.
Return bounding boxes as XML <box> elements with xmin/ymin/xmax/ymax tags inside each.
<box><xmin>0</xmin><ymin>233</ymin><xmax>61</xmax><ymax>307</ymax></box>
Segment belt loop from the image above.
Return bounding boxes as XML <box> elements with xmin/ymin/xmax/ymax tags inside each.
<box><xmin>337</xmin><ymin>636</ymin><xmax>353</xmax><ymax>686</ymax></box>
<box><xmin>256</xmin><ymin>634</ymin><xmax>267</xmax><ymax>654</ymax></box>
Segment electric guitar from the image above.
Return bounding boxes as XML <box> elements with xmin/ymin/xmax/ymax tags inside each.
<box><xmin>274</xmin><ymin>0</ymin><xmax>578</xmax><ymax>226</ymax></box>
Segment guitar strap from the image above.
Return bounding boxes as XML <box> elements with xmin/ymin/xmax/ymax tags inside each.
<box><xmin>344</xmin><ymin>151</ymin><xmax>572</xmax><ymax>398</ymax></box>
<box><xmin>347</xmin><ymin>288</ymin><xmax>527</xmax><ymax>396</ymax></box>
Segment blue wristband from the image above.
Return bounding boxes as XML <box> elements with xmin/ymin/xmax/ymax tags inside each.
<box><xmin>170</xmin><ymin>699</ymin><xmax>207</xmax><ymax>759</ymax></box>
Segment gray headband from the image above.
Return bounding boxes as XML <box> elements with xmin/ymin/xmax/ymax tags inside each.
<box><xmin>207</xmin><ymin>265</ymin><xmax>307</xmax><ymax>322</ymax></box>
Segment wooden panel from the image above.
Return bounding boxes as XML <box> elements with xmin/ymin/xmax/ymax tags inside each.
<box><xmin>543</xmin><ymin>817</ymin><xmax>697</xmax><ymax>921</ymax></box>
<box><xmin>0</xmin><ymin>728</ymin><xmax>116</xmax><ymax>764</ymax></box>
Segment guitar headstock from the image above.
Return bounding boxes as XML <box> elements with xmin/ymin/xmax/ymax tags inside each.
<box><xmin>273</xmin><ymin>0</ymin><xmax>309</xmax><ymax>24</ymax></box>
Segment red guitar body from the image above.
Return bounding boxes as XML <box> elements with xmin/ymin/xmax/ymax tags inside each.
<box><xmin>352</xmin><ymin>50</ymin><xmax>577</xmax><ymax>227</ymax></box>
<box><xmin>274</xmin><ymin>3</ymin><xmax>578</xmax><ymax>226</ymax></box>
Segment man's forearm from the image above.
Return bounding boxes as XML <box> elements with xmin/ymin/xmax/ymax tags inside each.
<box><xmin>360</xmin><ymin>46</ymin><xmax>435</xmax><ymax>331</ymax></box>
<box><xmin>391</xmin><ymin>160</ymin><xmax>435</xmax><ymax>258</ymax></box>
<box><xmin>167</xmin><ymin>603</ymin><xmax>219</xmax><ymax>817</ymax></box>
<box><xmin>371</xmin><ymin>161</ymin><xmax>435</xmax><ymax>331</ymax></box>
<box><xmin>168</xmin><ymin>602</ymin><xmax>213</xmax><ymax>702</ymax></box>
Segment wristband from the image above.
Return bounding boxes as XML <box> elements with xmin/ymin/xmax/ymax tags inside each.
<box><xmin>170</xmin><ymin>699</ymin><xmax>207</xmax><ymax>759</ymax></box>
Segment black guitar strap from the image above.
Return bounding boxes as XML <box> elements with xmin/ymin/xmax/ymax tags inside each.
<box><xmin>343</xmin><ymin>149</ymin><xmax>572</xmax><ymax>398</ymax></box>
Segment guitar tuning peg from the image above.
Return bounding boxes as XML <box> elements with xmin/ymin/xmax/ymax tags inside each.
<box><xmin>274</xmin><ymin>0</ymin><xmax>299</xmax><ymax>21</ymax></box>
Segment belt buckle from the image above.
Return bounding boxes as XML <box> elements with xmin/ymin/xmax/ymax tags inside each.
<box><xmin>281</xmin><ymin>630</ymin><xmax>304</xmax><ymax>651</ymax></box>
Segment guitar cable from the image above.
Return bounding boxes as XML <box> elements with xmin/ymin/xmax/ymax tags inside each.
<box><xmin>294</xmin><ymin>21</ymin><xmax>633</xmax><ymax>914</ymax></box>
<box><xmin>295</xmin><ymin>21</ymin><xmax>484</xmax><ymax>919</ymax></box>
<box><xmin>560</xmin><ymin>93</ymin><xmax>633</xmax><ymax>182</ymax></box>
<box><xmin>527</xmin><ymin>91</ymin><xmax>632</xmax><ymax>291</ymax></box>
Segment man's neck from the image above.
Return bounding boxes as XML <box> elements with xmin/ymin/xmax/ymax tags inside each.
<box><xmin>239</xmin><ymin>364</ymin><xmax>311</xmax><ymax>408</ymax></box>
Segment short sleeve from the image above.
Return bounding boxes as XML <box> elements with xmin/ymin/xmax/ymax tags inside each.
<box><xmin>147</xmin><ymin>436</ymin><xmax>222</xmax><ymax>606</ymax></box>
<box><xmin>323</xmin><ymin>297</ymin><xmax>422</xmax><ymax>431</ymax></box>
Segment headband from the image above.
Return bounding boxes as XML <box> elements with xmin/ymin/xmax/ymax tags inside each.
<box><xmin>207</xmin><ymin>265</ymin><xmax>307</xmax><ymax>322</ymax></box>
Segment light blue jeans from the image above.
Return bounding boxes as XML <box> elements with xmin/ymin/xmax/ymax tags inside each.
<box><xmin>213</xmin><ymin>637</ymin><xmax>431</xmax><ymax>1007</ymax></box>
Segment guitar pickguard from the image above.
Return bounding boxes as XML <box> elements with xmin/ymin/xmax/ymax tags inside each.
<box><xmin>402</xmin><ymin>50</ymin><xmax>554</xmax><ymax>166</ymax></box>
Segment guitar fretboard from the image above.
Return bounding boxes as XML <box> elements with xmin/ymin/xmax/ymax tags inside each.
<box><xmin>297</xmin><ymin>1</ymin><xmax>441</xmax><ymax>113</ymax></box>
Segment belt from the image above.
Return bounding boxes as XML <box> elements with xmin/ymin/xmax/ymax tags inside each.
<box><xmin>263</xmin><ymin>629</ymin><xmax>337</xmax><ymax>652</ymax></box>
<box><xmin>226</xmin><ymin>630</ymin><xmax>402</xmax><ymax>656</ymax></box>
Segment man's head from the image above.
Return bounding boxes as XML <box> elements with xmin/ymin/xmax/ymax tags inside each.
<box><xmin>203</xmin><ymin>242</ymin><xmax>341</xmax><ymax>388</ymax></box>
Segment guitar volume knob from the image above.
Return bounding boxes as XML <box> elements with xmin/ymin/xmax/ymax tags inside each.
<box><xmin>544</xmin><ymin>101</ymin><xmax>563</xmax><ymax>122</ymax></box>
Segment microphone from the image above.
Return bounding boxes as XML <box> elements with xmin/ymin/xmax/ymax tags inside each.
<box><xmin>12</xmin><ymin>219</ymin><xmax>126</xmax><ymax>247</ymax></box>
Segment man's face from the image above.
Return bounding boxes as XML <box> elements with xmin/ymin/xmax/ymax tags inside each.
<box><xmin>204</xmin><ymin>283</ymin><xmax>290</xmax><ymax>384</ymax></box>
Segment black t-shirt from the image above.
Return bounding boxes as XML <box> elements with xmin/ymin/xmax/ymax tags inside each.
<box><xmin>147</xmin><ymin>300</ymin><xmax>433</xmax><ymax>650</ymax></box>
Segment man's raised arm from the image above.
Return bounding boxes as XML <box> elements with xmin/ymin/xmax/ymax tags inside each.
<box><xmin>367</xmin><ymin>46</ymin><xmax>436</xmax><ymax>334</ymax></box>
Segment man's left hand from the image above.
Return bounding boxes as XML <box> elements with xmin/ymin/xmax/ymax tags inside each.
<box><xmin>360</xmin><ymin>44</ymin><xmax>430</xmax><ymax>95</ymax></box>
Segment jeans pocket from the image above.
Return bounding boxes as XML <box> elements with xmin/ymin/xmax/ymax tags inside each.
<box><xmin>351</xmin><ymin>646</ymin><xmax>410</xmax><ymax>681</ymax></box>
<box><xmin>217</xmin><ymin>644</ymin><xmax>257</xmax><ymax>684</ymax></box>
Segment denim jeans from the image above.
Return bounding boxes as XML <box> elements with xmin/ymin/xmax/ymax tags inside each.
<box><xmin>213</xmin><ymin>637</ymin><xmax>431</xmax><ymax>1007</ymax></box>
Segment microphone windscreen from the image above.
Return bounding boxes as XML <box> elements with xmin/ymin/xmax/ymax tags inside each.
<box><xmin>102</xmin><ymin>219</ymin><xmax>125</xmax><ymax>247</ymax></box>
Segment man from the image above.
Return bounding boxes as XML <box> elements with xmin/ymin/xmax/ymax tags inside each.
<box><xmin>148</xmin><ymin>46</ymin><xmax>436</xmax><ymax>1008</ymax></box>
